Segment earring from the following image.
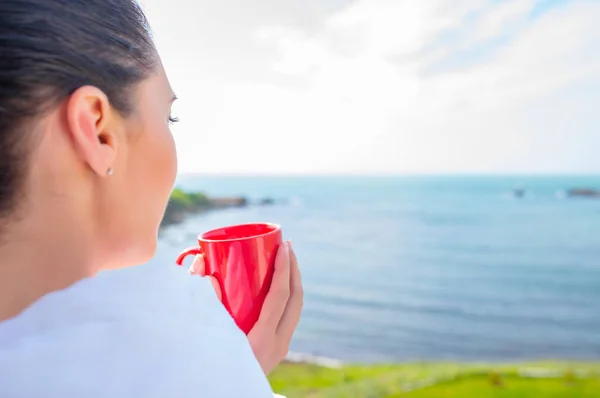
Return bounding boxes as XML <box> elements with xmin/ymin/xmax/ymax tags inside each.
<box><xmin>107</xmin><ymin>167</ymin><xmax>114</xmax><ymax>176</ymax></box>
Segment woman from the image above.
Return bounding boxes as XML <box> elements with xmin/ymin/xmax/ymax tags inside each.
<box><xmin>0</xmin><ymin>0</ymin><xmax>302</xmax><ymax>397</ymax></box>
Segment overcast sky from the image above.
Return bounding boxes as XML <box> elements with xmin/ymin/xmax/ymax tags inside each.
<box><xmin>140</xmin><ymin>0</ymin><xmax>600</xmax><ymax>175</ymax></box>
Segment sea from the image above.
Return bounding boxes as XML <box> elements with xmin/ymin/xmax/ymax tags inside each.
<box><xmin>120</xmin><ymin>175</ymin><xmax>600</xmax><ymax>363</ymax></box>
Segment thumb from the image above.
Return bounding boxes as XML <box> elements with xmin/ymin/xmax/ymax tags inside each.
<box><xmin>189</xmin><ymin>254</ymin><xmax>206</xmax><ymax>276</ymax></box>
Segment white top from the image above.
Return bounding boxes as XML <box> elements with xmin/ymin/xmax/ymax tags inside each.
<box><xmin>0</xmin><ymin>268</ymin><xmax>275</xmax><ymax>398</ymax></box>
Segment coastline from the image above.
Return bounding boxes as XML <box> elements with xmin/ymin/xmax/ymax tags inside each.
<box><xmin>285</xmin><ymin>352</ymin><xmax>344</xmax><ymax>368</ymax></box>
<box><xmin>161</xmin><ymin>188</ymin><xmax>277</xmax><ymax>228</ymax></box>
<box><xmin>283</xmin><ymin>351</ymin><xmax>600</xmax><ymax>368</ymax></box>
<box><xmin>160</xmin><ymin>188</ymin><xmax>247</xmax><ymax>228</ymax></box>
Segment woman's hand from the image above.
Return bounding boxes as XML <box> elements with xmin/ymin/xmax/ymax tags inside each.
<box><xmin>189</xmin><ymin>241</ymin><xmax>303</xmax><ymax>375</ymax></box>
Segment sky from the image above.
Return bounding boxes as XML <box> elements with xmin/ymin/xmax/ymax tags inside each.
<box><xmin>140</xmin><ymin>0</ymin><xmax>600</xmax><ymax>175</ymax></box>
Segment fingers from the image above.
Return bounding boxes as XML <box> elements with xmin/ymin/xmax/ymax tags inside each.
<box><xmin>189</xmin><ymin>254</ymin><xmax>206</xmax><ymax>276</ymax></box>
<box><xmin>276</xmin><ymin>242</ymin><xmax>303</xmax><ymax>338</ymax></box>
<box><xmin>209</xmin><ymin>277</ymin><xmax>223</xmax><ymax>302</ymax></box>
<box><xmin>255</xmin><ymin>241</ymin><xmax>291</xmax><ymax>330</ymax></box>
<box><xmin>189</xmin><ymin>254</ymin><xmax>222</xmax><ymax>301</ymax></box>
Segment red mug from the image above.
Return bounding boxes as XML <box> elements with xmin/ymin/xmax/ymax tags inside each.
<box><xmin>176</xmin><ymin>222</ymin><xmax>283</xmax><ymax>334</ymax></box>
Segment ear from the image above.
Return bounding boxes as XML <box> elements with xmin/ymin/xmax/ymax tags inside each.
<box><xmin>65</xmin><ymin>86</ymin><xmax>119</xmax><ymax>177</ymax></box>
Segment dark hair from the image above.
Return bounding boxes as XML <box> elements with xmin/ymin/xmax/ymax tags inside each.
<box><xmin>0</xmin><ymin>0</ymin><xmax>157</xmax><ymax>222</ymax></box>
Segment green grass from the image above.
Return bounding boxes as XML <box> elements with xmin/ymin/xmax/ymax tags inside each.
<box><xmin>403</xmin><ymin>375</ymin><xmax>600</xmax><ymax>398</ymax></box>
<box><xmin>162</xmin><ymin>188</ymin><xmax>212</xmax><ymax>227</ymax></box>
<box><xmin>169</xmin><ymin>188</ymin><xmax>210</xmax><ymax>208</ymax></box>
<box><xmin>268</xmin><ymin>362</ymin><xmax>600</xmax><ymax>398</ymax></box>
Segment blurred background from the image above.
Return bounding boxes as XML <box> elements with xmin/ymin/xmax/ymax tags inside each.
<box><xmin>114</xmin><ymin>0</ymin><xmax>600</xmax><ymax>396</ymax></box>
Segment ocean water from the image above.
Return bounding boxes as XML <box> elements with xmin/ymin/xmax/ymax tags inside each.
<box><xmin>156</xmin><ymin>175</ymin><xmax>600</xmax><ymax>363</ymax></box>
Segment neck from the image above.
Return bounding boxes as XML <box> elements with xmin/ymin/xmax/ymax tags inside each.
<box><xmin>0</xmin><ymin>205</ymin><xmax>97</xmax><ymax>322</ymax></box>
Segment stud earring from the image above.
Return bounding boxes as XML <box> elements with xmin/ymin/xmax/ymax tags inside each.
<box><xmin>107</xmin><ymin>167</ymin><xmax>114</xmax><ymax>176</ymax></box>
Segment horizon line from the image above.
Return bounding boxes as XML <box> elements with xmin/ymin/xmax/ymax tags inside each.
<box><xmin>176</xmin><ymin>171</ymin><xmax>600</xmax><ymax>178</ymax></box>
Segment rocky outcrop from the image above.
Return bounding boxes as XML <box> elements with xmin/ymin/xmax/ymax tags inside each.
<box><xmin>259</xmin><ymin>197</ymin><xmax>275</xmax><ymax>205</ymax></box>
<box><xmin>207</xmin><ymin>196</ymin><xmax>248</xmax><ymax>208</ymax></box>
<box><xmin>161</xmin><ymin>189</ymin><xmax>279</xmax><ymax>228</ymax></box>
<box><xmin>161</xmin><ymin>188</ymin><xmax>248</xmax><ymax>228</ymax></box>
<box><xmin>567</xmin><ymin>188</ymin><xmax>600</xmax><ymax>198</ymax></box>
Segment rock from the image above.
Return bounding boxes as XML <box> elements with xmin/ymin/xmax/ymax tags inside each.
<box><xmin>567</xmin><ymin>188</ymin><xmax>600</xmax><ymax>198</ymax></box>
<box><xmin>259</xmin><ymin>198</ymin><xmax>275</xmax><ymax>205</ymax></box>
<box><xmin>208</xmin><ymin>196</ymin><xmax>247</xmax><ymax>208</ymax></box>
<box><xmin>513</xmin><ymin>188</ymin><xmax>526</xmax><ymax>198</ymax></box>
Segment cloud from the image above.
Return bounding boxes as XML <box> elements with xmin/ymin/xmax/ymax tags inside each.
<box><xmin>142</xmin><ymin>0</ymin><xmax>600</xmax><ymax>174</ymax></box>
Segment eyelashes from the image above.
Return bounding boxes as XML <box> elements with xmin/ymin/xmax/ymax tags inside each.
<box><xmin>168</xmin><ymin>115</ymin><xmax>179</xmax><ymax>125</ymax></box>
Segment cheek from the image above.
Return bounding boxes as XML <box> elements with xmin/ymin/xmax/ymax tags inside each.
<box><xmin>130</xmin><ymin>123</ymin><xmax>177</xmax><ymax>226</ymax></box>
<box><xmin>146</xmin><ymin>124</ymin><xmax>177</xmax><ymax>201</ymax></box>
<box><xmin>156</xmin><ymin>125</ymin><xmax>177</xmax><ymax>181</ymax></box>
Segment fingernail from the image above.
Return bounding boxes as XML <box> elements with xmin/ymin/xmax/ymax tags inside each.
<box><xmin>288</xmin><ymin>240</ymin><xmax>293</xmax><ymax>250</ymax></box>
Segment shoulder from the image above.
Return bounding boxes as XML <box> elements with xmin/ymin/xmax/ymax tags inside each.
<box><xmin>0</xmin><ymin>272</ymin><xmax>273</xmax><ymax>398</ymax></box>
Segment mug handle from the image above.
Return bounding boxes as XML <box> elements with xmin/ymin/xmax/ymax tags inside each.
<box><xmin>175</xmin><ymin>247</ymin><xmax>203</xmax><ymax>267</ymax></box>
<box><xmin>175</xmin><ymin>247</ymin><xmax>226</xmax><ymax>306</ymax></box>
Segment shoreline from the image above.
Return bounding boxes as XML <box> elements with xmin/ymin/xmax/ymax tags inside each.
<box><xmin>284</xmin><ymin>351</ymin><xmax>600</xmax><ymax>368</ymax></box>
<box><xmin>285</xmin><ymin>352</ymin><xmax>344</xmax><ymax>368</ymax></box>
<box><xmin>161</xmin><ymin>188</ymin><xmax>277</xmax><ymax>228</ymax></box>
